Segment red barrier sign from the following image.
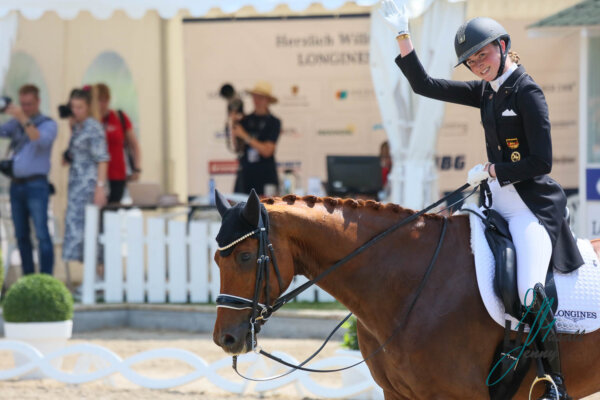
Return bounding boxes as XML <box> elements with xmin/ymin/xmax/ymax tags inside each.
<box><xmin>209</xmin><ymin>160</ymin><xmax>239</xmax><ymax>175</ymax></box>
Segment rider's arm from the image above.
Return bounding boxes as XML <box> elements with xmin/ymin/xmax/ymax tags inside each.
<box><xmin>396</xmin><ymin>49</ymin><xmax>483</xmax><ymax>108</ymax></box>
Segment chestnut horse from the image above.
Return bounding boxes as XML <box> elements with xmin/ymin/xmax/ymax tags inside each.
<box><xmin>212</xmin><ymin>191</ymin><xmax>600</xmax><ymax>400</ymax></box>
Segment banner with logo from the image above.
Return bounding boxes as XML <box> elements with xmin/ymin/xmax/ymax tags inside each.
<box><xmin>183</xmin><ymin>15</ymin><xmax>386</xmax><ymax>196</ymax></box>
<box><xmin>184</xmin><ymin>15</ymin><xmax>580</xmax><ymax>199</ymax></box>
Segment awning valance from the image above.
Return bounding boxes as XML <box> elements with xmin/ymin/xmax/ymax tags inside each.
<box><xmin>0</xmin><ymin>0</ymin><xmax>381</xmax><ymax>20</ymax></box>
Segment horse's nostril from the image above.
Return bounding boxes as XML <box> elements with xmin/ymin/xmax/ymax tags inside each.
<box><xmin>222</xmin><ymin>334</ymin><xmax>236</xmax><ymax>347</ymax></box>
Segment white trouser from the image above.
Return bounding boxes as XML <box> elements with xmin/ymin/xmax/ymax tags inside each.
<box><xmin>488</xmin><ymin>179</ymin><xmax>553</xmax><ymax>306</ymax></box>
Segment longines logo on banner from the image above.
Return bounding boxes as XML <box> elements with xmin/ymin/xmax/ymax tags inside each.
<box><xmin>555</xmin><ymin>309</ymin><xmax>598</xmax><ymax>323</ymax></box>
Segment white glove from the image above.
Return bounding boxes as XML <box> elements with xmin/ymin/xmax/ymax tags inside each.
<box><xmin>378</xmin><ymin>0</ymin><xmax>409</xmax><ymax>34</ymax></box>
<box><xmin>467</xmin><ymin>164</ymin><xmax>490</xmax><ymax>187</ymax></box>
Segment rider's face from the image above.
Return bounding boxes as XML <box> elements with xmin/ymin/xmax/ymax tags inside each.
<box><xmin>465</xmin><ymin>42</ymin><xmax>504</xmax><ymax>82</ymax></box>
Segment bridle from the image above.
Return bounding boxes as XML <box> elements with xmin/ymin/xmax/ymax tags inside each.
<box><xmin>216</xmin><ymin>218</ymin><xmax>285</xmax><ymax>347</ymax></box>
<box><xmin>215</xmin><ymin>183</ymin><xmax>475</xmax><ymax>380</ymax></box>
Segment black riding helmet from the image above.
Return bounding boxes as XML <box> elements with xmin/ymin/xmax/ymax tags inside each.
<box><xmin>454</xmin><ymin>17</ymin><xmax>511</xmax><ymax>80</ymax></box>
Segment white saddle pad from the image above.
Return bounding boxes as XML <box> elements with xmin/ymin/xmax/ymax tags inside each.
<box><xmin>461</xmin><ymin>204</ymin><xmax>600</xmax><ymax>334</ymax></box>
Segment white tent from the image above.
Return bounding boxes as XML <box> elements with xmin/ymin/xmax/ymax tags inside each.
<box><xmin>370</xmin><ymin>0</ymin><xmax>464</xmax><ymax>207</ymax></box>
<box><xmin>0</xmin><ymin>0</ymin><xmax>464</xmax><ymax>210</ymax></box>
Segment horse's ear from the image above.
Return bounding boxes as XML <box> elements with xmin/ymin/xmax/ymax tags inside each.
<box><xmin>242</xmin><ymin>189</ymin><xmax>261</xmax><ymax>227</ymax></box>
<box><xmin>215</xmin><ymin>189</ymin><xmax>231</xmax><ymax>217</ymax></box>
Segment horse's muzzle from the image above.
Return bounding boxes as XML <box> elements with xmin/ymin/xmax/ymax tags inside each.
<box><xmin>213</xmin><ymin>322</ymin><xmax>262</xmax><ymax>355</ymax></box>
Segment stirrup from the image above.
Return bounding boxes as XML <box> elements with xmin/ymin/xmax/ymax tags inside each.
<box><xmin>528</xmin><ymin>374</ymin><xmax>559</xmax><ymax>400</ymax></box>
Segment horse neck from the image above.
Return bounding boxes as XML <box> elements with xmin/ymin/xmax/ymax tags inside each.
<box><xmin>267</xmin><ymin>199</ymin><xmax>444</xmax><ymax>322</ymax></box>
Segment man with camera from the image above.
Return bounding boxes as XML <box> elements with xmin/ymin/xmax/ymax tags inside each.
<box><xmin>0</xmin><ymin>84</ymin><xmax>57</xmax><ymax>275</ymax></box>
<box><xmin>231</xmin><ymin>81</ymin><xmax>281</xmax><ymax>195</ymax></box>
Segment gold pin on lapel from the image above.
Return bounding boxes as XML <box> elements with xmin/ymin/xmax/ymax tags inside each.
<box><xmin>506</xmin><ymin>138</ymin><xmax>519</xmax><ymax>149</ymax></box>
<box><xmin>511</xmin><ymin>151</ymin><xmax>521</xmax><ymax>162</ymax></box>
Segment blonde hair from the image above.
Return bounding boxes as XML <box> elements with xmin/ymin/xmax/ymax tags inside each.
<box><xmin>508</xmin><ymin>50</ymin><xmax>520</xmax><ymax>64</ymax></box>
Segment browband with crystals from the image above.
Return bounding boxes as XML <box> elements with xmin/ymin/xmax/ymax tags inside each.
<box><xmin>217</xmin><ymin>227</ymin><xmax>265</xmax><ymax>251</ymax></box>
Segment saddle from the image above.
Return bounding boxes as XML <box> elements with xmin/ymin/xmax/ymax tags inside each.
<box><xmin>467</xmin><ymin>207</ymin><xmax>558</xmax><ymax>320</ymax></box>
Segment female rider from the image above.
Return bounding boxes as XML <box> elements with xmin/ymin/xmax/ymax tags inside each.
<box><xmin>380</xmin><ymin>1</ymin><xmax>583</xmax><ymax>399</ymax></box>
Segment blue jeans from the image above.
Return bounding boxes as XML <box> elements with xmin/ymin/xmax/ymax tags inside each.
<box><xmin>10</xmin><ymin>177</ymin><xmax>54</xmax><ymax>275</ymax></box>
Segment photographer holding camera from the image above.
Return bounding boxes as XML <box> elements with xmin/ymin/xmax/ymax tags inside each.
<box><xmin>0</xmin><ymin>84</ymin><xmax>57</xmax><ymax>276</ymax></box>
<box><xmin>231</xmin><ymin>81</ymin><xmax>281</xmax><ymax>195</ymax></box>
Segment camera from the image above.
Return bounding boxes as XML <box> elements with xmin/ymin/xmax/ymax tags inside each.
<box><xmin>58</xmin><ymin>104</ymin><xmax>73</xmax><ymax>119</ymax></box>
<box><xmin>219</xmin><ymin>83</ymin><xmax>244</xmax><ymax>115</ymax></box>
<box><xmin>0</xmin><ymin>159</ymin><xmax>13</xmax><ymax>178</ymax></box>
<box><xmin>0</xmin><ymin>96</ymin><xmax>12</xmax><ymax>113</ymax></box>
<box><xmin>219</xmin><ymin>83</ymin><xmax>246</xmax><ymax>153</ymax></box>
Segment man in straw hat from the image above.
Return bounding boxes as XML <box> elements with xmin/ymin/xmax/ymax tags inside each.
<box><xmin>231</xmin><ymin>80</ymin><xmax>281</xmax><ymax>195</ymax></box>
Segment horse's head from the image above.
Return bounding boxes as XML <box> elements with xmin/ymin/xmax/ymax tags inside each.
<box><xmin>212</xmin><ymin>189</ymin><xmax>294</xmax><ymax>355</ymax></box>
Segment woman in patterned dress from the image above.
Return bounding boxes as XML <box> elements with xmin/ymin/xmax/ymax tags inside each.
<box><xmin>62</xmin><ymin>87</ymin><xmax>109</xmax><ymax>262</ymax></box>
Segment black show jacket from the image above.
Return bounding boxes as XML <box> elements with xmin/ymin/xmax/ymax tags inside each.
<box><xmin>396</xmin><ymin>50</ymin><xmax>583</xmax><ymax>273</ymax></box>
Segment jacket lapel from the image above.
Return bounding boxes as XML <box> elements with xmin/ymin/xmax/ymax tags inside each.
<box><xmin>494</xmin><ymin>65</ymin><xmax>526</xmax><ymax>112</ymax></box>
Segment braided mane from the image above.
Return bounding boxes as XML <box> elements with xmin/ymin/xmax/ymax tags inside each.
<box><xmin>261</xmin><ymin>194</ymin><xmax>446</xmax><ymax>220</ymax></box>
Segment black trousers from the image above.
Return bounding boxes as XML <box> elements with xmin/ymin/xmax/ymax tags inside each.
<box><xmin>108</xmin><ymin>179</ymin><xmax>126</xmax><ymax>203</ymax></box>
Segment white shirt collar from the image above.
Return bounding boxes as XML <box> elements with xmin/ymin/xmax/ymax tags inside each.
<box><xmin>490</xmin><ymin>63</ymin><xmax>518</xmax><ymax>92</ymax></box>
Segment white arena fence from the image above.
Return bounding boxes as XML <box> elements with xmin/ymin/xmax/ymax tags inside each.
<box><xmin>82</xmin><ymin>205</ymin><xmax>336</xmax><ymax>305</ymax></box>
<box><xmin>0</xmin><ymin>339</ymin><xmax>383</xmax><ymax>399</ymax></box>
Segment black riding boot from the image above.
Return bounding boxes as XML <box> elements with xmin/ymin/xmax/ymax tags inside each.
<box><xmin>527</xmin><ymin>283</ymin><xmax>571</xmax><ymax>400</ymax></box>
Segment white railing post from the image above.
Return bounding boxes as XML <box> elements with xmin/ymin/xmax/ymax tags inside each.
<box><xmin>126</xmin><ymin>212</ymin><xmax>144</xmax><ymax>303</ymax></box>
<box><xmin>167</xmin><ymin>220</ymin><xmax>187</xmax><ymax>303</ymax></box>
<box><xmin>147</xmin><ymin>218</ymin><xmax>166</xmax><ymax>303</ymax></box>
<box><xmin>189</xmin><ymin>221</ymin><xmax>209</xmax><ymax>303</ymax></box>
<box><xmin>104</xmin><ymin>211</ymin><xmax>123</xmax><ymax>303</ymax></box>
<box><xmin>82</xmin><ymin>205</ymin><xmax>99</xmax><ymax>305</ymax></box>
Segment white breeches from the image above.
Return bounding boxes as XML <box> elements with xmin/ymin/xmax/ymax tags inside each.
<box><xmin>488</xmin><ymin>179</ymin><xmax>553</xmax><ymax>306</ymax></box>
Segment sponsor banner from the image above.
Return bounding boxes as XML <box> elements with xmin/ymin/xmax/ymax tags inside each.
<box><xmin>208</xmin><ymin>160</ymin><xmax>239</xmax><ymax>175</ymax></box>
<box><xmin>587</xmin><ymin>168</ymin><xmax>600</xmax><ymax>200</ymax></box>
<box><xmin>588</xmin><ymin>201</ymin><xmax>600</xmax><ymax>239</ymax></box>
<box><xmin>183</xmin><ymin>15</ymin><xmax>383</xmax><ymax>196</ymax></box>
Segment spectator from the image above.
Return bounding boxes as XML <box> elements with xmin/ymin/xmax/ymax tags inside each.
<box><xmin>0</xmin><ymin>84</ymin><xmax>57</xmax><ymax>275</ymax></box>
<box><xmin>231</xmin><ymin>81</ymin><xmax>281</xmax><ymax>195</ymax></box>
<box><xmin>96</xmin><ymin>83</ymin><xmax>141</xmax><ymax>203</ymax></box>
<box><xmin>62</xmin><ymin>87</ymin><xmax>109</xmax><ymax>263</ymax></box>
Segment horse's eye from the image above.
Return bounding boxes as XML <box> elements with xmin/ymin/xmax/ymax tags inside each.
<box><xmin>239</xmin><ymin>252</ymin><xmax>252</xmax><ymax>263</ymax></box>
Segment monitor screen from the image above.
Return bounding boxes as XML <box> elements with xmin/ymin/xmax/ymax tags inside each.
<box><xmin>326</xmin><ymin>155</ymin><xmax>383</xmax><ymax>196</ymax></box>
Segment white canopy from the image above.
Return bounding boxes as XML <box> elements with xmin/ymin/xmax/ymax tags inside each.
<box><xmin>0</xmin><ymin>0</ymin><xmax>381</xmax><ymax>20</ymax></box>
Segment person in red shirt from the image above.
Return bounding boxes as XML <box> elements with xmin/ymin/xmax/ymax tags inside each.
<box><xmin>96</xmin><ymin>83</ymin><xmax>142</xmax><ymax>203</ymax></box>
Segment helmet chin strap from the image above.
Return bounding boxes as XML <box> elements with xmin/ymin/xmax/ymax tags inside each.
<box><xmin>494</xmin><ymin>38</ymin><xmax>509</xmax><ymax>80</ymax></box>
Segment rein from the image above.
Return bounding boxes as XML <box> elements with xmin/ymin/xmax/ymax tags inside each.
<box><xmin>216</xmin><ymin>183</ymin><xmax>472</xmax><ymax>379</ymax></box>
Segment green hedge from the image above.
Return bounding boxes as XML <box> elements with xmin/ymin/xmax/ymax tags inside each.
<box><xmin>2</xmin><ymin>274</ymin><xmax>73</xmax><ymax>322</ymax></box>
<box><xmin>342</xmin><ymin>316</ymin><xmax>359</xmax><ymax>350</ymax></box>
